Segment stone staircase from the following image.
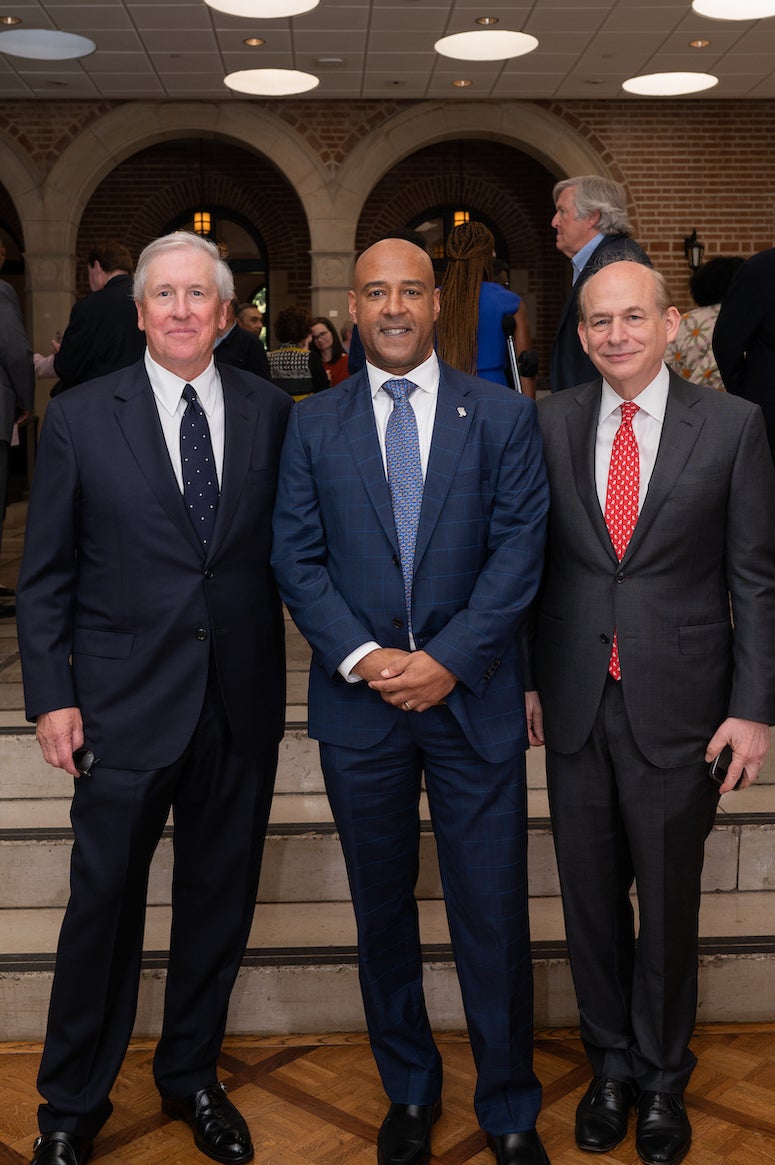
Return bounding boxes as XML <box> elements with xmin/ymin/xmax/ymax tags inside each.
<box><xmin>2</xmin><ymin>502</ymin><xmax>774</xmax><ymax>1041</ymax></box>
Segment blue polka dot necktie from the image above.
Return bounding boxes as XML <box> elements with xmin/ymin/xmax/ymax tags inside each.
<box><xmin>180</xmin><ymin>383</ymin><xmax>219</xmax><ymax>550</ymax></box>
<box><xmin>383</xmin><ymin>378</ymin><xmax>423</xmax><ymax>636</ymax></box>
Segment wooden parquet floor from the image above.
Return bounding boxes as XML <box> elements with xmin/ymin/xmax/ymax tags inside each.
<box><xmin>1</xmin><ymin>1026</ymin><xmax>774</xmax><ymax>1164</ymax></box>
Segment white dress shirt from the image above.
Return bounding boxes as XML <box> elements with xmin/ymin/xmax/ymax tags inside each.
<box><xmin>144</xmin><ymin>349</ymin><xmax>225</xmax><ymax>492</ymax></box>
<box><xmin>595</xmin><ymin>361</ymin><xmax>670</xmax><ymax>516</ymax></box>
<box><xmin>339</xmin><ymin>352</ymin><xmax>440</xmax><ymax>681</ymax></box>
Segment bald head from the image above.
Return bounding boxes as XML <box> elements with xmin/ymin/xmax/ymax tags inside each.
<box><xmin>349</xmin><ymin>238</ymin><xmax>439</xmax><ymax>376</ymax></box>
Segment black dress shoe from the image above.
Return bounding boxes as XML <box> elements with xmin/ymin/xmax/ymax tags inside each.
<box><xmin>486</xmin><ymin>1129</ymin><xmax>550</xmax><ymax>1164</ymax></box>
<box><xmin>377</xmin><ymin>1100</ymin><xmax>442</xmax><ymax>1165</ymax></box>
<box><xmin>636</xmin><ymin>1091</ymin><xmax>691</xmax><ymax>1165</ymax></box>
<box><xmin>31</xmin><ymin>1133</ymin><xmax>93</xmax><ymax>1165</ymax></box>
<box><xmin>162</xmin><ymin>1082</ymin><xmax>253</xmax><ymax>1163</ymax></box>
<box><xmin>575</xmin><ymin>1076</ymin><xmax>637</xmax><ymax>1152</ymax></box>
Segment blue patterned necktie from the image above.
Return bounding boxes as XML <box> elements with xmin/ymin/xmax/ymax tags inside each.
<box><xmin>180</xmin><ymin>383</ymin><xmax>219</xmax><ymax>550</ymax></box>
<box><xmin>383</xmin><ymin>378</ymin><xmax>423</xmax><ymax>634</ymax></box>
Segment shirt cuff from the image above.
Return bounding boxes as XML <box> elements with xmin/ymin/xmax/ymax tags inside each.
<box><xmin>338</xmin><ymin>642</ymin><xmax>381</xmax><ymax>683</ymax></box>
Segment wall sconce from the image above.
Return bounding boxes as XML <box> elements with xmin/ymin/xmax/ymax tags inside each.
<box><xmin>193</xmin><ymin>211</ymin><xmax>212</xmax><ymax>236</ymax></box>
<box><xmin>684</xmin><ymin>229</ymin><xmax>705</xmax><ymax>272</ymax></box>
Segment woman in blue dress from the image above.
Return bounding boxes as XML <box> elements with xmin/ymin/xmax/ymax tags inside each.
<box><xmin>437</xmin><ymin>221</ymin><xmax>536</xmax><ymax>398</ymax></box>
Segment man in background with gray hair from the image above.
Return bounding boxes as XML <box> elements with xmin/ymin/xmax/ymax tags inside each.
<box><xmin>17</xmin><ymin>231</ymin><xmax>291</xmax><ymax>1165</ymax></box>
<box><xmin>550</xmin><ymin>175</ymin><xmax>650</xmax><ymax>392</ymax></box>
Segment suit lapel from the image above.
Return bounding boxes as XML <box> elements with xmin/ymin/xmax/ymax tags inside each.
<box><xmin>622</xmin><ymin>373</ymin><xmax>705</xmax><ymax>563</ymax></box>
<box><xmin>339</xmin><ymin>371</ymin><xmax>398</xmax><ymax>554</ymax></box>
<box><xmin>209</xmin><ymin>371</ymin><xmax>257</xmax><ymax>557</ymax></box>
<box><xmin>566</xmin><ymin>381</ymin><xmax>618</xmax><ymax>561</ymax></box>
<box><xmin>113</xmin><ymin>367</ymin><xmax>203</xmax><ymax>557</ymax></box>
<box><xmin>414</xmin><ymin>366</ymin><xmax>474</xmax><ymax>570</ymax></box>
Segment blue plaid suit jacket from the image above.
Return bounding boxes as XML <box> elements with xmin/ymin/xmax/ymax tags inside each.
<box><xmin>271</xmin><ymin>361</ymin><xmax>548</xmax><ymax>763</ymax></box>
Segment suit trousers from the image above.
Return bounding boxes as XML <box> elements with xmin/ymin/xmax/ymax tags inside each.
<box><xmin>546</xmin><ymin>675</ymin><xmax>719</xmax><ymax>1094</ymax></box>
<box><xmin>320</xmin><ymin>705</ymin><xmax>542</xmax><ymax>1136</ymax></box>
<box><xmin>37</xmin><ymin>668</ymin><xmax>277</xmax><ymax>1138</ymax></box>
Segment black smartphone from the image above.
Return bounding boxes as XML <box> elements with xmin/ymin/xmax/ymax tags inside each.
<box><xmin>709</xmin><ymin>743</ymin><xmax>744</xmax><ymax>790</ymax></box>
<box><xmin>72</xmin><ymin>746</ymin><xmax>100</xmax><ymax>777</ymax></box>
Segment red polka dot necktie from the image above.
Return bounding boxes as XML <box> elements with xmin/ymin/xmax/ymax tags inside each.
<box><xmin>604</xmin><ymin>401</ymin><xmax>639</xmax><ymax>680</ymax></box>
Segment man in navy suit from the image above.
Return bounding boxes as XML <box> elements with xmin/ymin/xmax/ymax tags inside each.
<box><xmin>271</xmin><ymin>239</ymin><xmax>551</xmax><ymax>1165</ymax></box>
<box><xmin>17</xmin><ymin>232</ymin><xmax>291</xmax><ymax>1165</ymax></box>
<box><xmin>550</xmin><ymin>176</ymin><xmax>650</xmax><ymax>393</ymax></box>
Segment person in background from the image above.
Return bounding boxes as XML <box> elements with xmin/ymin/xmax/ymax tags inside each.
<box><xmin>0</xmin><ymin>273</ymin><xmax>34</xmax><ymax>598</ymax></box>
<box><xmin>310</xmin><ymin>316</ymin><xmax>350</xmax><ymax>386</ymax></box>
<box><xmin>17</xmin><ymin>231</ymin><xmax>292</xmax><ymax>1165</ymax></box>
<box><xmin>713</xmin><ymin>245</ymin><xmax>775</xmax><ymax>462</ymax></box>
<box><xmin>237</xmin><ymin>302</ymin><xmax>264</xmax><ymax>337</ymax></box>
<box><xmin>550</xmin><ymin>176</ymin><xmax>650</xmax><ymax>393</ymax></box>
<box><xmin>666</xmin><ymin>256</ymin><xmax>743</xmax><ymax>391</ymax></box>
<box><xmin>436</xmin><ymin>221</ymin><xmax>536</xmax><ymax>398</ymax></box>
<box><xmin>267</xmin><ymin>307</ymin><xmax>329</xmax><ymax>398</ymax></box>
<box><xmin>35</xmin><ymin>242</ymin><xmax>146</xmax><ymax>394</ymax></box>
<box><xmin>215</xmin><ymin>297</ymin><xmax>271</xmax><ymax>382</ymax></box>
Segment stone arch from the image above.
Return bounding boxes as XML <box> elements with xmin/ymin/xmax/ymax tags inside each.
<box><xmin>333</xmin><ymin>100</ymin><xmax>617</xmax><ymax>253</ymax></box>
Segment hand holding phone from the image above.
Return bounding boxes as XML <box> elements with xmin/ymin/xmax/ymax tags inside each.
<box><xmin>709</xmin><ymin>743</ymin><xmax>745</xmax><ymax>790</ymax></box>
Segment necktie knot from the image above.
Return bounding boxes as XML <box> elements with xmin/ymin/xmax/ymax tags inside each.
<box><xmin>382</xmin><ymin>378</ymin><xmax>418</xmax><ymax>405</ymax></box>
<box><xmin>619</xmin><ymin>401</ymin><xmax>639</xmax><ymax>425</ymax></box>
<box><xmin>182</xmin><ymin>383</ymin><xmax>197</xmax><ymax>407</ymax></box>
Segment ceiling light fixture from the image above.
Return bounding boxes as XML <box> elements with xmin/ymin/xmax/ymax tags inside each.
<box><xmin>475</xmin><ymin>16</ymin><xmax>499</xmax><ymax>25</ymax></box>
<box><xmin>453</xmin><ymin>79</ymin><xmax>473</xmax><ymax>87</ymax></box>
<box><xmin>689</xmin><ymin>38</ymin><xmax>711</xmax><ymax>46</ymax></box>
<box><xmin>243</xmin><ymin>36</ymin><xmax>265</xmax><ymax>46</ymax></box>
<box><xmin>224</xmin><ymin>67</ymin><xmax>319</xmax><ymax>95</ymax></box>
<box><xmin>692</xmin><ymin>0</ymin><xmax>775</xmax><ymax>16</ymax></box>
<box><xmin>622</xmin><ymin>71</ymin><xmax>718</xmax><ymax>95</ymax></box>
<box><xmin>205</xmin><ymin>0</ymin><xmax>318</xmax><ymax>17</ymax></box>
<box><xmin>0</xmin><ymin>28</ymin><xmax>95</xmax><ymax>59</ymax></box>
<box><xmin>0</xmin><ymin>15</ymin><xmax>21</xmax><ymax>26</ymax></box>
<box><xmin>435</xmin><ymin>29</ymin><xmax>538</xmax><ymax>62</ymax></box>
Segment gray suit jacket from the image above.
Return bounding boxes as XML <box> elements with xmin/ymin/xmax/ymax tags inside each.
<box><xmin>0</xmin><ymin>280</ymin><xmax>34</xmax><ymax>442</ymax></box>
<box><xmin>533</xmin><ymin>368</ymin><xmax>775</xmax><ymax>768</ymax></box>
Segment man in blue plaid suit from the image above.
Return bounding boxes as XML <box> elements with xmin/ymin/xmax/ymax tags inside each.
<box><xmin>271</xmin><ymin>238</ymin><xmax>550</xmax><ymax>1165</ymax></box>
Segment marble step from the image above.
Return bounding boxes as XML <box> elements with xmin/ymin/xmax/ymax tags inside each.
<box><xmin>3</xmin><ymin>895</ymin><xmax>775</xmax><ymax>1041</ymax></box>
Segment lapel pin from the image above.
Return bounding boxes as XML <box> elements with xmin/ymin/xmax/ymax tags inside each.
<box><xmin>457</xmin><ymin>407</ymin><xmax>467</xmax><ymax>418</ymax></box>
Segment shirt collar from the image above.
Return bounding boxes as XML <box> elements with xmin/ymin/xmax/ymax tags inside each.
<box><xmin>599</xmin><ymin>361</ymin><xmax>671</xmax><ymax>424</ymax></box>
<box><xmin>366</xmin><ymin>351</ymin><xmax>440</xmax><ymax>400</ymax></box>
<box><xmin>571</xmin><ymin>232</ymin><xmax>606</xmax><ymax>281</ymax></box>
<box><xmin>144</xmin><ymin>349</ymin><xmax>221</xmax><ymax>417</ymax></box>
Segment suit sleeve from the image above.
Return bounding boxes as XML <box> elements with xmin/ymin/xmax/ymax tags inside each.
<box><xmin>0</xmin><ymin>282</ymin><xmax>34</xmax><ymax>412</ymax></box>
<box><xmin>16</xmin><ymin>401</ymin><xmax>80</xmax><ymax>718</ymax></box>
<box><xmin>712</xmin><ymin>262</ymin><xmax>762</xmax><ymax>396</ymax></box>
<box><xmin>53</xmin><ymin>297</ymin><xmax>94</xmax><ymax>391</ymax></box>
<box><xmin>723</xmin><ymin>403</ymin><xmax>775</xmax><ymax>723</ymax></box>
<box><xmin>422</xmin><ymin>401</ymin><xmax>549</xmax><ymax>696</ymax></box>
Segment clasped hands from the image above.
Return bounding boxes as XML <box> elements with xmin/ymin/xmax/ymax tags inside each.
<box><xmin>354</xmin><ymin>648</ymin><xmax>457</xmax><ymax>713</ymax></box>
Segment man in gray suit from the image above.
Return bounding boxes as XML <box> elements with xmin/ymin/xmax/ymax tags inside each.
<box><xmin>527</xmin><ymin>260</ymin><xmax>775</xmax><ymax>1165</ymax></box>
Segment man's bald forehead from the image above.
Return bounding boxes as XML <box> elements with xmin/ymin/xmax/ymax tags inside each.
<box><xmin>354</xmin><ymin>238</ymin><xmax>433</xmax><ymax>286</ymax></box>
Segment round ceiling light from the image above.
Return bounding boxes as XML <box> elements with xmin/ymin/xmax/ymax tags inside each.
<box><xmin>434</xmin><ymin>29</ymin><xmax>538</xmax><ymax>61</ymax></box>
<box><xmin>224</xmin><ymin>67</ymin><xmax>319</xmax><ymax>95</ymax></box>
<box><xmin>622</xmin><ymin>71</ymin><xmax>719</xmax><ymax>95</ymax></box>
<box><xmin>692</xmin><ymin>0</ymin><xmax>775</xmax><ymax>17</ymax></box>
<box><xmin>0</xmin><ymin>28</ymin><xmax>95</xmax><ymax>59</ymax></box>
<box><xmin>205</xmin><ymin>0</ymin><xmax>318</xmax><ymax>16</ymax></box>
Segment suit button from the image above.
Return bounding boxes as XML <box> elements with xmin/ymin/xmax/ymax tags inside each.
<box><xmin>204</xmin><ymin>569</ymin><xmax>214</xmax><ymax>580</ymax></box>
<box><xmin>392</xmin><ymin>617</ymin><xmax>403</xmax><ymax>629</ymax></box>
<box><xmin>616</xmin><ymin>571</ymin><xmax>626</xmax><ymax>583</ymax></box>
<box><xmin>600</xmin><ymin>633</ymin><xmax>609</xmax><ymax>644</ymax></box>
<box><xmin>195</xmin><ymin>627</ymin><xmax>208</xmax><ymax>641</ymax></box>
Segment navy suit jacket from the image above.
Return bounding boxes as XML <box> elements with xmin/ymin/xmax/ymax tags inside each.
<box><xmin>271</xmin><ymin>361</ymin><xmax>549</xmax><ymax>764</ymax></box>
<box><xmin>533</xmin><ymin>369</ymin><xmax>775</xmax><ymax>767</ymax></box>
<box><xmin>52</xmin><ymin>273</ymin><xmax>146</xmax><ymax>394</ymax></box>
<box><xmin>17</xmin><ymin>361</ymin><xmax>292</xmax><ymax>770</ymax></box>
<box><xmin>550</xmin><ymin>234</ymin><xmax>651</xmax><ymax>393</ymax></box>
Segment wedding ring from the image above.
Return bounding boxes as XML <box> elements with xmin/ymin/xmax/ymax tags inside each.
<box><xmin>403</xmin><ymin>701</ymin><xmax>411</xmax><ymax>711</ymax></box>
